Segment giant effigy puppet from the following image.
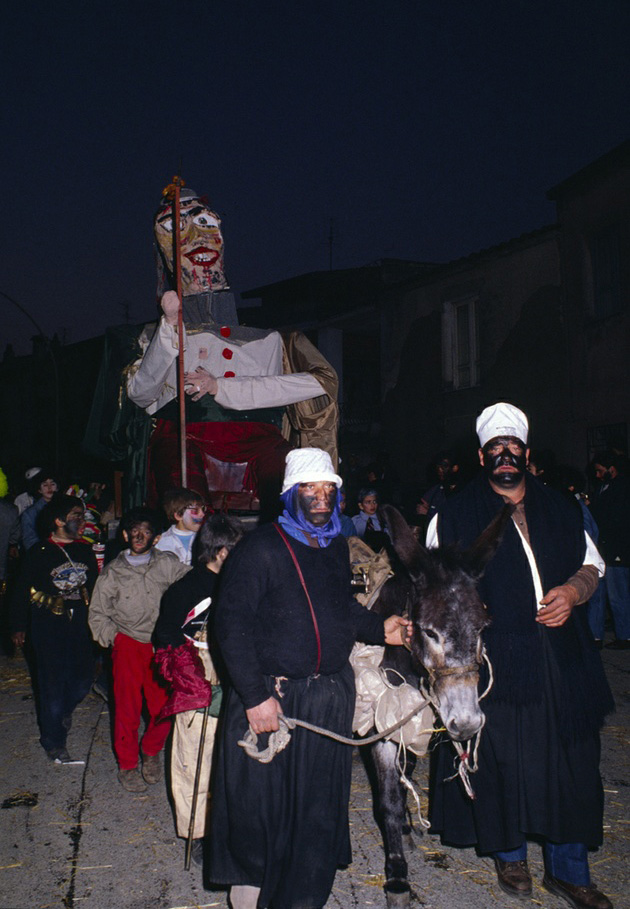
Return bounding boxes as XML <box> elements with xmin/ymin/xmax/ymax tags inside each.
<box><xmin>85</xmin><ymin>184</ymin><xmax>338</xmax><ymax>513</ymax></box>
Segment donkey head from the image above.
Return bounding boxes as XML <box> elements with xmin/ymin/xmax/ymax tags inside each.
<box><xmin>380</xmin><ymin>504</ymin><xmax>512</xmax><ymax>742</ymax></box>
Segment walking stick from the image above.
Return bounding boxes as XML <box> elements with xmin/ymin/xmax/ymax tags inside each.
<box><xmin>184</xmin><ymin>704</ymin><xmax>210</xmax><ymax>870</ymax></box>
<box><xmin>162</xmin><ymin>175</ymin><xmax>188</xmax><ymax>487</ymax></box>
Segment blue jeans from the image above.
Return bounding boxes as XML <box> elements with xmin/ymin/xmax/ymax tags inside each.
<box><xmin>587</xmin><ymin>579</ymin><xmax>607</xmax><ymax>640</ymax></box>
<box><xmin>605</xmin><ymin>566</ymin><xmax>630</xmax><ymax>640</ymax></box>
<box><xmin>30</xmin><ymin>605</ymin><xmax>94</xmax><ymax>753</ymax></box>
<box><xmin>496</xmin><ymin>842</ymin><xmax>590</xmax><ymax>886</ymax></box>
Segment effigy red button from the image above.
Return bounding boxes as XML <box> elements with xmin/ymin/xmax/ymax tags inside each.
<box><xmin>222</xmin><ymin>347</ymin><xmax>233</xmax><ymax>359</ymax></box>
<box><xmin>224</xmin><ymin>371</ymin><xmax>235</xmax><ymax>378</ymax></box>
<box><xmin>220</xmin><ymin>326</ymin><xmax>231</xmax><ymax>338</ymax></box>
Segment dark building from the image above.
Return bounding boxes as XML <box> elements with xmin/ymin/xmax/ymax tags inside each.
<box><xmin>2</xmin><ymin>142</ymin><xmax>627</xmax><ymax>501</ymax></box>
<box><xmin>548</xmin><ymin>140</ymin><xmax>630</xmax><ymax>461</ymax></box>
<box><xmin>0</xmin><ymin>335</ymin><xmax>105</xmax><ymax>489</ymax></box>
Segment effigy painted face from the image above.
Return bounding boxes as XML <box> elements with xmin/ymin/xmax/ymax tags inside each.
<box><xmin>154</xmin><ymin>197</ymin><xmax>228</xmax><ymax>294</ymax></box>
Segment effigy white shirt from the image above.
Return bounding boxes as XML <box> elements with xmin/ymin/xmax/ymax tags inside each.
<box><xmin>127</xmin><ymin>317</ymin><xmax>323</xmax><ymax>415</ymax></box>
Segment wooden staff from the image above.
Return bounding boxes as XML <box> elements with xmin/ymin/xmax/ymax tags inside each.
<box><xmin>185</xmin><ymin>704</ymin><xmax>210</xmax><ymax>870</ymax></box>
<box><xmin>164</xmin><ymin>176</ymin><xmax>188</xmax><ymax>486</ymax></box>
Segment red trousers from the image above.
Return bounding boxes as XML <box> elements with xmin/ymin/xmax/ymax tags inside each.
<box><xmin>112</xmin><ymin>633</ymin><xmax>171</xmax><ymax>771</ymax></box>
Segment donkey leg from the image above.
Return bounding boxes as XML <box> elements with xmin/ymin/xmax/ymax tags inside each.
<box><xmin>372</xmin><ymin>740</ymin><xmax>411</xmax><ymax>908</ymax></box>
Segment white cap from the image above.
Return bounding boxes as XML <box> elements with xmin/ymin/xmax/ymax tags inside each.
<box><xmin>476</xmin><ymin>403</ymin><xmax>529</xmax><ymax>447</ymax></box>
<box><xmin>281</xmin><ymin>448</ymin><xmax>342</xmax><ymax>493</ymax></box>
<box><xmin>25</xmin><ymin>467</ymin><xmax>42</xmax><ymax>480</ymax></box>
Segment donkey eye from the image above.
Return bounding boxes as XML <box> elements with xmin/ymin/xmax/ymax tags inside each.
<box><xmin>422</xmin><ymin>628</ymin><xmax>439</xmax><ymax>641</ymax></box>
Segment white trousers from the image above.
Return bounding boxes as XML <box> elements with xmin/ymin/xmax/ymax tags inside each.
<box><xmin>170</xmin><ymin>648</ymin><xmax>218</xmax><ymax>838</ymax></box>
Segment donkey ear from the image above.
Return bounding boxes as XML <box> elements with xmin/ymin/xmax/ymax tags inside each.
<box><xmin>466</xmin><ymin>503</ymin><xmax>514</xmax><ymax>578</ymax></box>
<box><xmin>379</xmin><ymin>504</ymin><xmax>433</xmax><ymax>580</ymax></box>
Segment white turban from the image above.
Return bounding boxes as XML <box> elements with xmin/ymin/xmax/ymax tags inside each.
<box><xmin>281</xmin><ymin>448</ymin><xmax>342</xmax><ymax>493</ymax></box>
<box><xmin>476</xmin><ymin>402</ymin><xmax>529</xmax><ymax>448</ymax></box>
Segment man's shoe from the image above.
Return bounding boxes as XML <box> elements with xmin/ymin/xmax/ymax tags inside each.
<box><xmin>141</xmin><ymin>752</ymin><xmax>161</xmax><ymax>785</ymax></box>
<box><xmin>494</xmin><ymin>858</ymin><xmax>532</xmax><ymax>898</ymax></box>
<box><xmin>47</xmin><ymin>747</ymin><xmax>85</xmax><ymax>765</ymax></box>
<box><xmin>190</xmin><ymin>838</ymin><xmax>204</xmax><ymax>868</ymax></box>
<box><xmin>605</xmin><ymin>638</ymin><xmax>630</xmax><ymax>650</ymax></box>
<box><xmin>543</xmin><ymin>873</ymin><xmax>613</xmax><ymax>909</ymax></box>
<box><xmin>118</xmin><ymin>767</ymin><xmax>147</xmax><ymax>792</ymax></box>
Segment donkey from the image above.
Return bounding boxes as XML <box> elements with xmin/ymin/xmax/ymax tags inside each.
<box><xmin>361</xmin><ymin>503</ymin><xmax>512</xmax><ymax>908</ymax></box>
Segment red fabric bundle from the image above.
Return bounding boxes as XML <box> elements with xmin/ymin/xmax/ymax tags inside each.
<box><xmin>154</xmin><ymin>639</ymin><xmax>213</xmax><ymax>721</ymax></box>
<box><xmin>147</xmin><ymin>418</ymin><xmax>290</xmax><ymax>506</ymax></box>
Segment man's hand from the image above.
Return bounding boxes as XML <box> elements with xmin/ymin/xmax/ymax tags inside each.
<box><xmin>184</xmin><ymin>366</ymin><xmax>218</xmax><ymax>401</ymax></box>
<box><xmin>536</xmin><ymin>584</ymin><xmax>579</xmax><ymax>627</ymax></box>
<box><xmin>161</xmin><ymin>291</ymin><xmax>181</xmax><ymax>326</ymax></box>
<box><xmin>384</xmin><ymin>615</ymin><xmax>412</xmax><ymax>646</ymax></box>
<box><xmin>246</xmin><ymin>697</ymin><xmax>282</xmax><ymax>734</ymax></box>
<box><xmin>12</xmin><ymin>631</ymin><xmax>25</xmax><ymax>647</ymax></box>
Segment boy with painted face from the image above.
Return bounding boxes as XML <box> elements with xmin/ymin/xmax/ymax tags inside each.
<box><xmin>89</xmin><ymin>508</ymin><xmax>189</xmax><ymax>792</ymax></box>
<box><xmin>10</xmin><ymin>496</ymin><xmax>98</xmax><ymax>763</ymax></box>
<box><xmin>155</xmin><ymin>487</ymin><xmax>207</xmax><ymax>565</ymax></box>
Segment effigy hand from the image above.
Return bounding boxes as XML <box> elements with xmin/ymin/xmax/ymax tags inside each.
<box><xmin>161</xmin><ymin>290</ymin><xmax>181</xmax><ymax>325</ymax></box>
<box><xmin>184</xmin><ymin>365</ymin><xmax>219</xmax><ymax>401</ymax></box>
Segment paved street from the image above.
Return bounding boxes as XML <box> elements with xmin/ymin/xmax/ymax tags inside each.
<box><xmin>1</xmin><ymin>647</ymin><xmax>628</xmax><ymax>909</ymax></box>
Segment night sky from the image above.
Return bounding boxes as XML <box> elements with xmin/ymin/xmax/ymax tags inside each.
<box><xmin>3</xmin><ymin>0</ymin><xmax>629</xmax><ymax>354</ymax></box>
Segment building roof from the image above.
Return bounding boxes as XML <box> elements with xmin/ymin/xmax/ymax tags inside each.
<box><xmin>547</xmin><ymin>140</ymin><xmax>630</xmax><ymax>199</ymax></box>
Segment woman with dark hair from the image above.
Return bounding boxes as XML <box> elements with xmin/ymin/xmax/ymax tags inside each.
<box><xmin>20</xmin><ymin>470</ymin><xmax>59</xmax><ymax>551</ymax></box>
<box><xmin>153</xmin><ymin>513</ymin><xmax>244</xmax><ymax>866</ymax></box>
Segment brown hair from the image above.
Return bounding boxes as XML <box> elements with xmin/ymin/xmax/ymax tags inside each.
<box><xmin>161</xmin><ymin>487</ymin><xmax>205</xmax><ymax>522</ymax></box>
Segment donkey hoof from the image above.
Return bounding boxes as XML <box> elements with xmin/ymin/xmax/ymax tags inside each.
<box><xmin>385</xmin><ymin>880</ymin><xmax>411</xmax><ymax>909</ymax></box>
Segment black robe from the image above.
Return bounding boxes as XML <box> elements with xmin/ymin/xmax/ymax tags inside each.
<box><xmin>429</xmin><ymin>473</ymin><xmax>614</xmax><ymax>853</ymax></box>
<box><xmin>207</xmin><ymin>524</ymin><xmax>384</xmax><ymax>909</ymax></box>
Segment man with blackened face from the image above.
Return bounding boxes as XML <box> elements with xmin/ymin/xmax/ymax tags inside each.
<box><xmin>426</xmin><ymin>403</ymin><xmax>613</xmax><ymax>909</ymax></box>
<box><xmin>297</xmin><ymin>480</ymin><xmax>337</xmax><ymax>527</ymax></box>
<box><xmin>479</xmin><ymin>435</ymin><xmax>529</xmax><ymax>494</ymax></box>
<box><xmin>207</xmin><ymin>447</ymin><xmax>411</xmax><ymax>909</ymax></box>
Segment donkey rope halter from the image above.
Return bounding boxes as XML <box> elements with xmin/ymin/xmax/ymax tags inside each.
<box><xmin>238</xmin><ymin>647</ymin><xmax>494</xmax><ymax>804</ymax></box>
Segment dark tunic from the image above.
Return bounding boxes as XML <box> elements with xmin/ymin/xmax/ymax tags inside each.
<box><xmin>153</xmin><ymin>564</ymin><xmax>217</xmax><ymax>650</ymax></box>
<box><xmin>10</xmin><ymin>540</ymin><xmax>98</xmax><ymax>752</ymax></box>
<box><xmin>429</xmin><ymin>473</ymin><xmax>614</xmax><ymax>853</ymax></box>
<box><xmin>207</xmin><ymin>524</ymin><xmax>384</xmax><ymax>909</ymax></box>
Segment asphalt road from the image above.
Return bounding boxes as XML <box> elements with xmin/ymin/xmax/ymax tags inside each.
<box><xmin>1</xmin><ymin>646</ymin><xmax>628</xmax><ymax>909</ymax></box>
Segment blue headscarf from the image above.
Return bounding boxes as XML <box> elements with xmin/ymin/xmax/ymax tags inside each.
<box><xmin>278</xmin><ymin>483</ymin><xmax>342</xmax><ymax>548</ymax></box>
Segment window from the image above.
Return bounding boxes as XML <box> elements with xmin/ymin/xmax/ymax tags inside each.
<box><xmin>589</xmin><ymin>224</ymin><xmax>621</xmax><ymax>319</ymax></box>
<box><xmin>442</xmin><ymin>296</ymin><xmax>479</xmax><ymax>389</ymax></box>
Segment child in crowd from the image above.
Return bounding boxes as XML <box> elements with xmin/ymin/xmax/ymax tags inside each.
<box><xmin>352</xmin><ymin>487</ymin><xmax>389</xmax><ymax>551</ymax></box>
<box><xmin>153</xmin><ymin>514</ymin><xmax>244</xmax><ymax>866</ymax></box>
<box><xmin>351</xmin><ymin>487</ymin><xmax>382</xmax><ymax>538</ymax></box>
<box><xmin>155</xmin><ymin>488</ymin><xmax>207</xmax><ymax>565</ymax></box>
<box><xmin>88</xmin><ymin>507</ymin><xmax>190</xmax><ymax>792</ymax></box>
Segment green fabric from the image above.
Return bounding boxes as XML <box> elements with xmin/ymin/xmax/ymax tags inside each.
<box><xmin>197</xmin><ymin>685</ymin><xmax>222</xmax><ymax>717</ymax></box>
<box><xmin>82</xmin><ymin>323</ymin><xmax>153</xmax><ymax>507</ymax></box>
<box><xmin>157</xmin><ymin>396</ymin><xmax>284</xmax><ymax>429</ymax></box>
